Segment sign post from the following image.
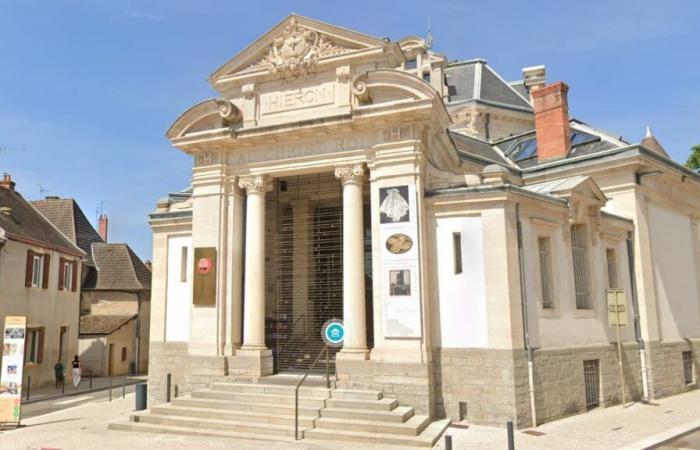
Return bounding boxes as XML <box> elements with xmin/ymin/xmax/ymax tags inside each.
<box><xmin>1</xmin><ymin>316</ymin><xmax>27</xmax><ymax>427</ymax></box>
<box><xmin>607</xmin><ymin>289</ymin><xmax>628</xmax><ymax>408</ymax></box>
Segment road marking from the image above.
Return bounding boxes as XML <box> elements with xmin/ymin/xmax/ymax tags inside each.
<box><xmin>53</xmin><ymin>395</ymin><xmax>94</xmax><ymax>405</ymax></box>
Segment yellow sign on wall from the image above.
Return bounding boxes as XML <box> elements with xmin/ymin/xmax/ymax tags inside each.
<box><xmin>607</xmin><ymin>289</ymin><xmax>628</xmax><ymax>327</ymax></box>
<box><xmin>0</xmin><ymin>316</ymin><xmax>27</xmax><ymax>424</ymax></box>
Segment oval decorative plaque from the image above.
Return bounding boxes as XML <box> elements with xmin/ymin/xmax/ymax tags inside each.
<box><xmin>386</xmin><ymin>233</ymin><xmax>413</xmax><ymax>254</ymax></box>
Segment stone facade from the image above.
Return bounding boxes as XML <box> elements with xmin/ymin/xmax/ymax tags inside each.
<box><xmin>646</xmin><ymin>339</ymin><xmax>700</xmax><ymax>399</ymax></box>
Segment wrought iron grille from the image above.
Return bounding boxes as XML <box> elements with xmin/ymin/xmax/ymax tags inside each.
<box><xmin>583</xmin><ymin>359</ymin><xmax>600</xmax><ymax>409</ymax></box>
<box><xmin>571</xmin><ymin>225</ymin><xmax>592</xmax><ymax>309</ymax></box>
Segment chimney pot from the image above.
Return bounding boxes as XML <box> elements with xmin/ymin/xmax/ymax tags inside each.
<box><xmin>0</xmin><ymin>173</ymin><xmax>16</xmax><ymax>191</ymax></box>
<box><xmin>522</xmin><ymin>65</ymin><xmax>546</xmax><ymax>94</ymax></box>
<box><xmin>98</xmin><ymin>214</ymin><xmax>109</xmax><ymax>242</ymax></box>
<box><xmin>532</xmin><ymin>81</ymin><xmax>571</xmax><ymax>162</ymax></box>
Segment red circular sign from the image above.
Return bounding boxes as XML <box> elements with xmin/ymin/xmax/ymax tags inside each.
<box><xmin>197</xmin><ymin>257</ymin><xmax>212</xmax><ymax>275</ymax></box>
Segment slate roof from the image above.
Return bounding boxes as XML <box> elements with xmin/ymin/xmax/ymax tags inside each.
<box><xmin>31</xmin><ymin>197</ymin><xmax>104</xmax><ymax>264</ymax></box>
<box><xmin>79</xmin><ymin>314</ymin><xmax>135</xmax><ymax>335</ymax></box>
<box><xmin>84</xmin><ymin>243</ymin><xmax>151</xmax><ymax>291</ymax></box>
<box><xmin>0</xmin><ymin>187</ymin><xmax>83</xmax><ymax>256</ymax></box>
<box><xmin>445</xmin><ymin>59</ymin><xmax>532</xmax><ymax>111</ymax></box>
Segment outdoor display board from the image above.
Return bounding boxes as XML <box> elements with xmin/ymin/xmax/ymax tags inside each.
<box><xmin>193</xmin><ymin>247</ymin><xmax>217</xmax><ymax>306</ymax></box>
<box><xmin>0</xmin><ymin>316</ymin><xmax>26</xmax><ymax>424</ymax></box>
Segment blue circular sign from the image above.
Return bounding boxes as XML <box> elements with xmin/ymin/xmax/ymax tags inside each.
<box><xmin>321</xmin><ymin>319</ymin><xmax>344</xmax><ymax>347</ymax></box>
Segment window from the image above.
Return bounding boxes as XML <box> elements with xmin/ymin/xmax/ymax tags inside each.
<box><xmin>25</xmin><ymin>250</ymin><xmax>49</xmax><ymax>289</ymax></box>
<box><xmin>58</xmin><ymin>258</ymin><xmax>77</xmax><ymax>291</ymax></box>
<box><xmin>571</xmin><ymin>225</ymin><xmax>591</xmax><ymax>309</ymax></box>
<box><xmin>405</xmin><ymin>58</ymin><xmax>418</xmax><ymax>70</ymax></box>
<box><xmin>683</xmin><ymin>351</ymin><xmax>694</xmax><ymax>385</ymax></box>
<box><xmin>63</xmin><ymin>261</ymin><xmax>73</xmax><ymax>291</ymax></box>
<box><xmin>180</xmin><ymin>246</ymin><xmax>188</xmax><ymax>282</ymax></box>
<box><xmin>538</xmin><ymin>237</ymin><xmax>554</xmax><ymax>309</ymax></box>
<box><xmin>583</xmin><ymin>359</ymin><xmax>600</xmax><ymax>409</ymax></box>
<box><xmin>31</xmin><ymin>254</ymin><xmax>43</xmax><ymax>287</ymax></box>
<box><xmin>453</xmin><ymin>232</ymin><xmax>463</xmax><ymax>274</ymax></box>
<box><xmin>422</xmin><ymin>71</ymin><xmax>431</xmax><ymax>83</ymax></box>
<box><xmin>25</xmin><ymin>328</ymin><xmax>44</xmax><ymax>364</ymax></box>
<box><xmin>606</xmin><ymin>248</ymin><xmax>618</xmax><ymax>289</ymax></box>
<box><xmin>121</xmin><ymin>347</ymin><xmax>127</xmax><ymax>362</ymax></box>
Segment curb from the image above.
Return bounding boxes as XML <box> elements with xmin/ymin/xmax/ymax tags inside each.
<box><xmin>618</xmin><ymin>419</ymin><xmax>700</xmax><ymax>450</ymax></box>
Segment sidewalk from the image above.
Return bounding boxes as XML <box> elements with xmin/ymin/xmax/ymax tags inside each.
<box><xmin>0</xmin><ymin>387</ymin><xmax>698</xmax><ymax>449</ymax></box>
<box><xmin>24</xmin><ymin>374</ymin><xmax>146</xmax><ymax>404</ymax></box>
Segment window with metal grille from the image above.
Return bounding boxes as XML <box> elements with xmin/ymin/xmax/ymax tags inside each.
<box><xmin>683</xmin><ymin>351</ymin><xmax>694</xmax><ymax>385</ymax></box>
<box><xmin>571</xmin><ymin>225</ymin><xmax>592</xmax><ymax>309</ymax></box>
<box><xmin>606</xmin><ymin>248</ymin><xmax>618</xmax><ymax>289</ymax></box>
<box><xmin>583</xmin><ymin>359</ymin><xmax>600</xmax><ymax>409</ymax></box>
<box><xmin>453</xmin><ymin>232</ymin><xmax>463</xmax><ymax>274</ymax></box>
<box><xmin>538</xmin><ymin>237</ymin><xmax>554</xmax><ymax>309</ymax></box>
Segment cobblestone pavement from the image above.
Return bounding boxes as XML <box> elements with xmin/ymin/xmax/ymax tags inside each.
<box><xmin>0</xmin><ymin>389</ymin><xmax>698</xmax><ymax>449</ymax></box>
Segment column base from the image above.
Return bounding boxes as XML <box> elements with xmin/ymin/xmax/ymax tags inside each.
<box><xmin>337</xmin><ymin>347</ymin><xmax>370</xmax><ymax>360</ymax></box>
<box><xmin>230</xmin><ymin>348</ymin><xmax>273</xmax><ymax>377</ymax></box>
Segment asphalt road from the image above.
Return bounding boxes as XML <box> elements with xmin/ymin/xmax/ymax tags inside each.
<box><xmin>17</xmin><ymin>383</ymin><xmax>138</xmax><ymax>421</ymax></box>
<box><xmin>658</xmin><ymin>429</ymin><xmax>700</xmax><ymax>449</ymax></box>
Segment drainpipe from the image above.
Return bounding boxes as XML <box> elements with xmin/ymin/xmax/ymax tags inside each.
<box><xmin>516</xmin><ymin>203</ymin><xmax>537</xmax><ymax>426</ymax></box>
<box><xmin>627</xmin><ymin>233</ymin><xmax>650</xmax><ymax>401</ymax></box>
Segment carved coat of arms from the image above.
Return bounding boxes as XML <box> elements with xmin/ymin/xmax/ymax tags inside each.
<box><xmin>263</xmin><ymin>17</ymin><xmax>319</xmax><ymax>81</ymax></box>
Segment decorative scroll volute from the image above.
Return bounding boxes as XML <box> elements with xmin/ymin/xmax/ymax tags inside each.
<box><xmin>335</xmin><ymin>165</ymin><xmax>366</xmax><ymax>186</ymax></box>
<box><xmin>238</xmin><ymin>175</ymin><xmax>274</xmax><ymax>194</ymax></box>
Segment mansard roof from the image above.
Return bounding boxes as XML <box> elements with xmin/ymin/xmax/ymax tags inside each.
<box><xmin>445</xmin><ymin>59</ymin><xmax>532</xmax><ymax>111</ymax></box>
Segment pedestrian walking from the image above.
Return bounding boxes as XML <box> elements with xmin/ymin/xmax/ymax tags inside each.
<box><xmin>54</xmin><ymin>361</ymin><xmax>65</xmax><ymax>389</ymax></box>
<box><xmin>71</xmin><ymin>355</ymin><xmax>81</xmax><ymax>389</ymax></box>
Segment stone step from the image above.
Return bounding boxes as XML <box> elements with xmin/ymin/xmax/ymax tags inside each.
<box><xmin>325</xmin><ymin>396</ymin><xmax>398</xmax><ymax>411</ymax></box>
<box><xmin>315</xmin><ymin>414</ymin><xmax>430</xmax><ymax>436</ymax></box>
<box><xmin>109</xmin><ymin>420</ymin><xmax>295</xmax><ymax>443</ymax></box>
<box><xmin>191</xmin><ymin>389</ymin><xmax>327</xmax><ymax>407</ymax></box>
<box><xmin>172</xmin><ymin>396</ymin><xmax>321</xmax><ymax>416</ymax></box>
<box><xmin>321</xmin><ymin>405</ymin><xmax>414</xmax><ymax>423</ymax></box>
<box><xmin>131</xmin><ymin>412</ymin><xmax>296</xmax><ymax>437</ymax></box>
<box><xmin>330</xmin><ymin>388</ymin><xmax>383</xmax><ymax>400</ymax></box>
<box><xmin>149</xmin><ymin>405</ymin><xmax>316</xmax><ymax>427</ymax></box>
<box><xmin>304</xmin><ymin>418</ymin><xmax>451</xmax><ymax>448</ymax></box>
<box><xmin>209</xmin><ymin>382</ymin><xmax>331</xmax><ymax>398</ymax></box>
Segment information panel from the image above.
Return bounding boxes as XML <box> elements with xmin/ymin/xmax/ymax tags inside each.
<box><xmin>0</xmin><ymin>316</ymin><xmax>26</xmax><ymax>424</ymax></box>
<box><xmin>193</xmin><ymin>247</ymin><xmax>217</xmax><ymax>306</ymax></box>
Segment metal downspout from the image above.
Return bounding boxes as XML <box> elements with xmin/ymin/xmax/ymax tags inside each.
<box><xmin>627</xmin><ymin>233</ymin><xmax>650</xmax><ymax>400</ymax></box>
<box><xmin>516</xmin><ymin>203</ymin><xmax>537</xmax><ymax>426</ymax></box>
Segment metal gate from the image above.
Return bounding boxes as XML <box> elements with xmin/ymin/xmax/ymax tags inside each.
<box><xmin>583</xmin><ymin>359</ymin><xmax>600</xmax><ymax>409</ymax></box>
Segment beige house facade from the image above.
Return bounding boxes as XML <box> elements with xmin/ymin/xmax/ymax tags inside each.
<box><xmin>145</xmin><ymin>14</ymin><xmax>700</xmax><ymax>433</ymax></box>
<box><xmin>0</xmin><ymin>176</ymin><xmax>83</xmax><ymax>388</ymax></box>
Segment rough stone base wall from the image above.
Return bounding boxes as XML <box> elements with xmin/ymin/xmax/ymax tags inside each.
<box><xmin>336</xmin><ymin>359</ymin><xmax>434</xmax><ymax>416</ymax></box>
<box><xmin>646</xmin><ymin>339</ymin><xmax>700</xmax><ymax>399</ymax></box>
<box><xmin>528</xmin><ymin>343</ymin><xmax>642</xmax><ymax>425</ymax></box>
<box><xmin>147</xmin><ymin>341</ymin><xmax>229</xmax><ymax>404</ymax></box>
<box><xmin>433</xmin><ymin>348</ymin><xmax>527</xmax><ymax>428</ymax></box>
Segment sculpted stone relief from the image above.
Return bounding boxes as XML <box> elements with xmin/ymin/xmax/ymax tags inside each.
<box><xmin>246</xmin><ymin>17</ymin><xmax>354</xmax><ymax>81</ymax></box>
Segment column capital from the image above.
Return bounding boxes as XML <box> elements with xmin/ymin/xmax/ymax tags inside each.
<box><xmin>335</xmin><ymin>164</ymin><xmax>366</xmax><ymax>186</ymax></box>
<box><xmin>238</xmin><ymin>175</ymin><xmax>273</xmax><ymax>194</ymax></box>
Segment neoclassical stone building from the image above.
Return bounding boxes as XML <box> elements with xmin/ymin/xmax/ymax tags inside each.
<box><xmin>142</xmin><ymin>14</ymin><xmax>700</xmax><ymax>439</ymax></box>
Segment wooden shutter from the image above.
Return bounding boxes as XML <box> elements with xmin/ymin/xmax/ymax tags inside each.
<box><xmin>42</xmin><ymin>254</ymin><xmax>50</xmax><ymax>289</ymax></box>
<box><xmin>58</xmin><ymin>257</ymin><xmax>65</xmax><ymax>290</ymax></box>
<box><xmin>71</xmin><ymin>260</ymin><xmax>78</xmax><ymax>292</ymax></box>
<box><xmin>25</xmin><ymin>249</ymin><xmax>34</xmax><ymax>287</ymax></box>
<box><xmin>36</xmin><ymin>327</ymin><xmax>45</xmax><ymax>364</ymax></box>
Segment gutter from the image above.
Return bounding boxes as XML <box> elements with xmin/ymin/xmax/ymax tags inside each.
<box><xmin>626</xmin><ymin>233</ymin><xmax>650</xmax><ymax>401</ymax></box>
<box><xmin>516</xmin><ymin>203</ymin><xmax>537</xmax><ymax>426</ymax></box>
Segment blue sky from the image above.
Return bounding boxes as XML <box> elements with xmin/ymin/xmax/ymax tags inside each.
<box><xmin>1</xmin><ymin>1</ymin><xmax>698</xmax><ymax>260</ymax></box>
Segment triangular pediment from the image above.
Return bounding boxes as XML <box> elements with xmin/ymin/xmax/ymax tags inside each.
<box><xmin>210</xmin><ymin>14</ymin><xmax>389</xmax><ymax>84</ymax></box>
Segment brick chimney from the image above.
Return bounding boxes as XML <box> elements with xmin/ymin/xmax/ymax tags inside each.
<box><xmin>0</xmin><ymin>173</ymin><xmax>15</xmax><ymax>191</ymax></box>
<box><xmin>98</xmin><ymin>214</ymin><xmax>109</xmax><ymax>242</ymax></box>
<box><xmin>532</xmin><ymin>82</ymin><xmax>571</xmax><ymax>162</ymax></box>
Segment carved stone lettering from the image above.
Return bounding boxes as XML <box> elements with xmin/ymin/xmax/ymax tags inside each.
<box><xmin>260</xmin><ymin>84</ymin><xmax>335</xmax><ymax>115</ymax></box>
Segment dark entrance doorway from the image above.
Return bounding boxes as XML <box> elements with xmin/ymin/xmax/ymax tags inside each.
<box><xmin>265</xmin><ymin>173</ymin><xmax>373</xmax><ymax>373</ymax></box>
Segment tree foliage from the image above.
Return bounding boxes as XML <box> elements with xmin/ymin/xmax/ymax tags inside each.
<box><xmin>686</xmin><ymin>143</ymin><xmax>700</xmax><ymax>170</ymax></box>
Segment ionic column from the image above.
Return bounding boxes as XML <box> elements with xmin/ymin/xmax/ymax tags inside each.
<box><xmin>335</xmin><ymin>165</ymin><xmax>369</xmax><ymax>359</ymax></box>
<box><xmin>238</xmin><ymin>175</ymin><xmax>273</xmax><ymax>351</ymax></box>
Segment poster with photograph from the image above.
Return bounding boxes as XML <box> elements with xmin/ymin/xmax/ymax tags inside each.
<box><xmin>0</xmin><ymin>316</ymin><xmax>26</xmax><ymax>424</ymax></box>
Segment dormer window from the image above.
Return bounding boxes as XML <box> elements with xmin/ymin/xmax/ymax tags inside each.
<box><xmin>405</xmin><ymin>58</ymin><xmax>418</xmax><ymax>70</ymax></box>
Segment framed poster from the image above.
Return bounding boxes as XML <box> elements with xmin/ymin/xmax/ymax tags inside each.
<box><xmin>0</xmin><ymin>316</ymin><xmax>26</xmax><ymax>424</ymax></box>
<box><xmin>193</xmin><ymin>247</ymin><xmax>217</xmax><ymax>306</ymax></box>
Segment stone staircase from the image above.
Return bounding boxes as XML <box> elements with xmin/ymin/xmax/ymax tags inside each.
<box><xmin>110</xmin><ymin>378</ymin><xmax>450</xmax><ymax>447</ymax></box>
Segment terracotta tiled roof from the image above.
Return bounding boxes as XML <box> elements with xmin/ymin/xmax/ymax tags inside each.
<box><xmin>31</xmin><ymin>197</ymin><xmax>104</xmax><ymax>265</ymax></box>
<box><xmin>0</xmin><ymin>188</ymin><xmax>83</xmax><ymax>256</ymax></box>
<box><xmin>84</xmin><ymin>243</ymin><xmax>151</xmax><ymax>291</ymax></box>
<box><xmin>79</xmin><ymin>314</ymin><xmax>135</xmax><ymax>335</ymax></box>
